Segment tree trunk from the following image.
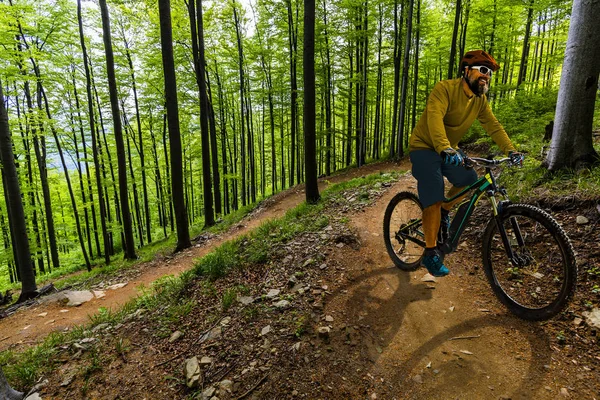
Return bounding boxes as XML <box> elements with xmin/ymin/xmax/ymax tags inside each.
<box><xmin>0</xmin><ymin>80</ymin><xmax>37</xmax><ymax>300</ymax></box>
<box><xmin>397</xmin><ymin>0</ymin><xmax>414</xmax><ymax>158</ymax></box>
<box><xmin>286</xmin><ymin>0</ymin><xmax>298</xmax><ymax>186</ymax></box>
<box><xmin>189</xmin><ymin>0</ymin><xmax>215</xmax><ymax>227</ymax></box>
<box><xmin>0</xmin><ymin>366</ymin><xmax>23</xmax><ymax>400</ymax></box>
<box><xmin>304</xmin><ymin>0</ymin><xmax>320</xmax><ymax>204</ymax></box>
<box><xmin>41</xmin><ymin>87</ymin><xmax>91</xmax><ymax>271</ymax></box>
<box><xmin>158</xmin><ymin>0</ymin><xmax>191</xmax><ymax>251</ymax></box>
<box><xmin>78</xmin><ymin>0</ymin><xmax>110</xmax><ymax>264</ymax></box>
<box><xmin>517</xmin><ymin>0</ymin><xmax>535</xmax><ymax>88</ymax></box>
<box><xmin>448</xmin><ymin>0</ymin><xmax>461</xmax><ymax>79</ymax></box>
<box><xmin>390</xmin><ymin>0</ymin><xmax>403</xmax><ymax>159</ymax></box>
<box><xmin>124</xmin><ymin>42</ymin><xmax>152</xmax><ymax>245</ymax></box>
<box><xmin>232</xmin><ymin>2</ymin><xmax>247</xmax><ymax>206</ymax></box>
<box><xmin>99</xmin><ymin>0</ymin><xmax>137</xmax><ymax>259</ymax></box>
<box><xmin>545</xmin><ymin>0</ymin><xmax>600</xmax><ymax>170</ymax></box>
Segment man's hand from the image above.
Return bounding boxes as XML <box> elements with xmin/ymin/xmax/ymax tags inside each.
<box><xmin>508</xmin><ymin>151</ymin><xmax>524</xmax><ymax>166</ymax></box>
<box><xmin>440</xmin><ymin>148</ymin><xmax>464</xmax><ymax>166</ymax></box>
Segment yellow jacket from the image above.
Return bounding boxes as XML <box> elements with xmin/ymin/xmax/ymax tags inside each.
<box><xmin>409</xmin><ymin>78</ymin><xmax>515</xmax><ymax>155</ymax></box>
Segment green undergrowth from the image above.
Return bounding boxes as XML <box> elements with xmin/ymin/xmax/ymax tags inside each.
<box><xmin>1</xmin><ymin>170</ymin><xmax>402</xmax><ymax>391</ymax></box>
<box><xmin>459</xmin><ymin>89</ymin><xmax>600</xmax><ymax>202</ymax></box>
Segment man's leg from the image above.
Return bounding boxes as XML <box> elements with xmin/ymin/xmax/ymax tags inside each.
<box><xmin>410</xmin><ymin>150</ymin><xmax>449</xmax><ymax>277</ymax></box>
<box><xmin>423</xmin><ymin>201</ymin><xmax>442</xmax><ymax>248</ymax></box>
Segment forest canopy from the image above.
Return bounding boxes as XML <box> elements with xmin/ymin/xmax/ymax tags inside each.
<box><xmin>0</xmin><ymin>0</ymin><xmax>593</xmax><ymax>289</ymax></box>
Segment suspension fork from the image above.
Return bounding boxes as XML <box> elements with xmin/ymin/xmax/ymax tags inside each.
<box><xmin>490</xmin><ymin>189</ymin><xmax>524</xmax><ymax>265</ymax></box>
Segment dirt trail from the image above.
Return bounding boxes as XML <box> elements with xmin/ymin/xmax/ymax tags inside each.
<box><xmin>322</xmin><ymin>173</ymin><xmax>594</xmax><ymax>399</ymax></box>
<box><xmin>3</xmin><ymin>158</ymin><xmax>595</xmax><ymax>399</ymax></box>
<box><xmin>0</xmin><ymin>160</ymin><xmax>401</xmax><ymax>352</ymax></box>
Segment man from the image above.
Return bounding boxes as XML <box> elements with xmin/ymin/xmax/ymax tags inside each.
<box><xmin>408</xmin><ymin>50</ymin><xmax>523</xmax><ymax>277</ymax></box>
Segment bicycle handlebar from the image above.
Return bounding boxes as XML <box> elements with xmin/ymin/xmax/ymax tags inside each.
<box><xmin>463</xmin><ymin>156</ymin><xmax>514</xmax><ymax>168</ymax></box>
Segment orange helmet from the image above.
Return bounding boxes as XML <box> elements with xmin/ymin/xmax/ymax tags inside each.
<box><xmin>460</xmin><ymin>50</ymin><xmax>500</xmax><ymax>72</ymax></box>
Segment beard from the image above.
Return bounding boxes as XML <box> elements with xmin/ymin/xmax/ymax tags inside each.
<box><xmin>467</xmin><ymin>75</ymin><xmax>490</xmax><ymax>97</ymax></box>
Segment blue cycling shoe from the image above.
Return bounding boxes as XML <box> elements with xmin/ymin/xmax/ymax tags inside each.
<box><xmin>421</xmin><ymin>247</ymin><xmax>450</xmax><ymax>277</ymax></box>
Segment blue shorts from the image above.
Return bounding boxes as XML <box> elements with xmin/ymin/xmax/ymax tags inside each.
<box><xmin>409</xmin><ymin>149</ymin><xmax>478</xmax><ymax>208</ymax></box>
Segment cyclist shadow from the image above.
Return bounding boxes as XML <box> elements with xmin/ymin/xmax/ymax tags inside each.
<box><xmin>329</xmin><ymin>265</ymin><xmax>433</xmax><ymax>362</ymax></box>
<box><xmin>329</xmin><ymin>264</ymin><xmax>551</xmax><ymax>398</ymax></box>
<box><xmin>387</xmin><ymin>315</ymin><xmax>552</xmax><ymax>399</ymax></box>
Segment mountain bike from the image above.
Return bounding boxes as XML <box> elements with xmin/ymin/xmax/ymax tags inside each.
<box><xmin>383</xmin><ymin>155</ymin><xmax>577</xmax><ymax>321</ymax></box>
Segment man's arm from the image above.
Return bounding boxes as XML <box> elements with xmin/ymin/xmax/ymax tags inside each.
<box><xmin>478</xmin><ymin>100</ymin><xmax>516</xmax><ymax>154</ymax></box>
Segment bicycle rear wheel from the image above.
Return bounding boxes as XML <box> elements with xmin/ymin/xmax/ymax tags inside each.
<box><xmin>383</xmin><ymin>192</ymin><xmax>425</xmax><ymax>270</ymax></box>
<box><xmin>482</xmin><ymin>204</ymin><xmax>577</xmax><ymax>321</ymax></box>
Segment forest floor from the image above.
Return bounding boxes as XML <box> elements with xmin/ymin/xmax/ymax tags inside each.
<box><xmin>1</xmin><ymin>157</ymin><xmax>599</xmax><ymax>400</ymax></box>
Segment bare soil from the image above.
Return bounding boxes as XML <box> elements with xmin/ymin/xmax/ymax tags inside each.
<box><xmin>2</xmin><ymin>159</ymin><xmax>599</xmax><ymax>400</ymax></box>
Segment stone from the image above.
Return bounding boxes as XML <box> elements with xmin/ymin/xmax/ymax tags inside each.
<box><xmin>91</xmin><ymin>323</ymin><xmax>110</xmax><ymax>333</ymax></box>
<box><xmin>421</xmin><ymin>273</ymin><xmax>437</xmax><ymax>283</ymax></box>
<box><xmin>576</xmin><ymin>216</ymin><xmax>589</xmax><ymax>225</ymax></box>
<box><xmin>199</xmin><ymin>327</ymin><xmax>222</xmax><ymax>343</ymax></box>
<box><xmin>274</xmin><ymin>300</ymin><xmax>291</xmax><ymax>309</ymax></box>
<box><xmin>63</xmin><ymin>290</ymin><xmax>94</xmax><ymax>307</ymax></box>
<box><xmin>325</xmin><ymin>315</ymin><xmax>334</xmax><ymax>322</ymax></box>
<box><xmin>201</xmin><ymin>386</ymin><xmax>216</xmax><ymax>400</ymax></box>
<box><xmin>287</xmin><ymin>275</ymin><xmax>297</xmax><ymax>288</ymax></box>
<box><xmin>184</xmin><ymin>357</ymin><xmax>202</xmax><ymax>389</ymax></box>
<box><xmin>261</xmin><ymin>325</ymin><xmax>272</xmax><ymax>336</ymax></box>
<box><xmin>169</xmin><ymin>331</ymin><xmax>184</xmax><ymax>343</ymax></box>
<box><xmin>219</xmin><ymin>380</ymin><xmax>233</xmax><ymax>392</ymax></box>
<box><xmin>412</xmin><ymin>375</ymin><xmax>423</xmax><ymax>384</ymax></box>
<box><xmin>237</xmin><ymin>296</ymin><xmax>254</xmax><ymax>305</ymax></box>
<box><xmin>266</xmin><ymin>289</ymin><xmax>280</xmax><ymax>299</ymax></box>
<box><xmin>560</xmin><ymin>387</ymin><xmax>569</xmax><ymax>397</ymax></box>
<box><xmin>107</xmin><ymin>283</ymin><xmax>128</xmax><ymax>290</ymax></box>
<box><xmin>200</xmin><ymin>356</ymin><xmax>213</xmax><ymax>365</ymax></box>
<box><xmin>318</xmin><ymin>326</ymin><xmax>331</xmax><ymax>340</ymax></box>
<box><xmin>37</xmin><ymin>312</ymin><xmax>48</xmax><ymax>317</ymax></box>
<box><xmin>220</xmin><ymin>317</ymin><xmax>231</xmax><ymax>326</ymax></box>
<box><xmin>319</xmin><ymin>263</ymin><xmax>328</xmax><ymax>270</ymax></box>
<box><xmin>24</xmin><ymin>394</ymin><xmax>42</xmax><ymax>400</ymax></box>
<box><xmin>93</xmin><ymin>290</ymin><xmax>106</xmax><ymax>299</ymax></box>
<box><xmin>573</xmin><ymin>318</ymin><xmax>583</xmax><ymax>326</ymax></box>
<box><xmin>583</xmin><ymin>308</ymin><xmax>600</xmax><ymax>328</ymax></box>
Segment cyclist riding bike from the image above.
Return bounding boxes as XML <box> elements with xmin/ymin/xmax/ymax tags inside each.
<box><xmin>408</xmin><ymin>49</ymin><xmax>524</xmax><ymax>277</ymax></box>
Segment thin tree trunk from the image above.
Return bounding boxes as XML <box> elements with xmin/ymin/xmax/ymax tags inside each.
<box><xmin>448</xmin><ymin>0</ymin><xmax>462</xmax><ymax>79</ymax></box>
<box><xmin>397</xmin><ymin>0</ymin><xmax>414</xmax><ymax>157</ymax></box>
<box><xmin>99</xmin><ymin>0</ymin><xmax>137</xmax><ymax>259</ymax></box>
<box><xmin>77</xmin><ymin>0</ymin><xmax>110</xmax><ymax>264</ymax></box>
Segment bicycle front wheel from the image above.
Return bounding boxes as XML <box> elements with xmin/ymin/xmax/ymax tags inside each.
<box><xmin>482</xmin><ymin>204</ymin><xmax>577</xmax><ymax>321</ymax></box>
<box><xmin>383</xmin><ymin>192</ymin><xmax>425</xmax><ymax>271</ymax></box>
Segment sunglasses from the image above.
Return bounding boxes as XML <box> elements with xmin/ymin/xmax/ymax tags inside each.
<box><xmin>470</xmin><ymin>65</ymin><xmax>493</xmax><ymax>77</ymax></box>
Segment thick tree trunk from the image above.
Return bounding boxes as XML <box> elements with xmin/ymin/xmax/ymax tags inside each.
<box><xmin>158</xmin><ymin>0</ymin><xmax>191</xmax><ymax>251</ymax></box>
<box><xmin>0</xmin><ymin>366</ymin><xmax>23</xmax><ymax>400</ymax></box>
<box><xmin>99</xmin><ymin>0</ymin><xmax>137</xmax><ymax>259</ymax></box>
<box><xmin>0</xmin><ymin>81</ymin><xmax>37</xmax><ymax>300</ymax></box>
<box><xmin>304</xmin><ymin>0</ymin><xmax>320</xmax><ymax>204</ymax></box>
<box><xmin>545</xmin><ymin>0</ymin><xmax>600</xmax><ymax>170</ymax></box>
